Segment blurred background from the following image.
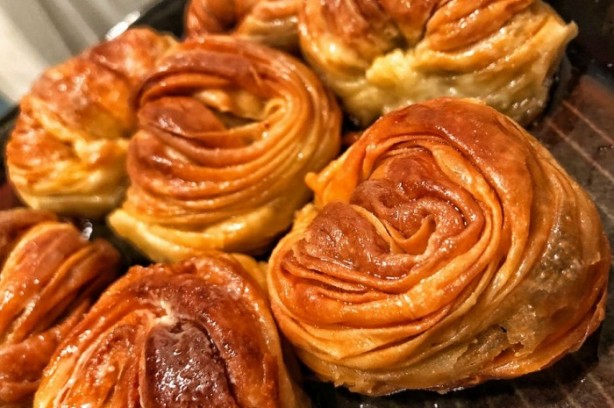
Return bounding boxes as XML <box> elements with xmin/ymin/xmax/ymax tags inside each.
<box><xmin>0</xmin><ymin>0</ymin><xmax>156</xmax><ymax>115</ymax></box>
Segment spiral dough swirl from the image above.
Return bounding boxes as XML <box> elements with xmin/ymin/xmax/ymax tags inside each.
<box><xmin>185</xmin><ymin>0</ymin><xmax>300</xmax><ymax>52</ymax></box>
<box><xmin>35</xmin><ymin>253</ymin><xmax>308</xmax><ymax>408</ymax></box>
<box><xmin>268</xmin><ymin>98</ymin><xmax>611</xmax><ymax>395</ymax></box>
<box><xmin>299</xmin><ymin>0</ymin><xmax>577</xmax><ymax>126</ymax></box>
<box><xmin>6</xmin><ymin>29</ymin><xmax>175</xmax><ymax>218</ymax></box>
<box><xmin>109</xmin><ymin>36</ymin><xmax>341</xmax><ymax>261</ymax></box>
<box><xmin>0</xmin><ymin>209</ymin><xmax>120</xmax><ymax>405</ymax></box>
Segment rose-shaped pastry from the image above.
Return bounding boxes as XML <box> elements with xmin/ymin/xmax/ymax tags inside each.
<box><xmin>108</xmin><ymin>36</ymin><xmax>341</xmax><ymax>262</ymax></box>
<box><xmin>6</xmin><ymin>28</ymin><xmax>175</xmax><ymax>218</ymax></box>
<box><xmin>185</xmin><ymin>0</ymin><xmax>299</xmax><ymax>51</ymax></box>
<box><xmin>34</xmin><ymin>253</ymin><xmax>309</xmax><ymax>408</ymax></box>
<box><xmin>299</xmin><ymin>0</ymin><xmax>577</xmax><ymax>126</ymax></box>
<box><xmin>268</xmin><ymin>98</ymin><xmax>611</xmax><ymax>395</ymax></box>
<box><xmin>0</xmin><ymin>208</ymin><xmax>120</xmax><ymax>406</ymax></box>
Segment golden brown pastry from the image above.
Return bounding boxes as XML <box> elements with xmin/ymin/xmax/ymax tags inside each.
<box><xmin>34</xmin><ymin>253</ymin><xmax>309</xmax><ymax>408</ymax></box>
<box><xmin>185</xmin><ymin>0</ymin><xmax>299</xmax><ymax>51</ymax></box>
<box><xmin>6</xmin><ymin>28</ymin><xmax>175</xmax><ymax>218</ymax></box>
<box><xmin>0</xmin><ymin>208</ymin><xmax>120</xmax><ymax>406</ymax></box>
<box><xmin>267</xmin><ymin>98</ymin><xmax>611</xmax><ymax>395</ymax></box>
<box><xmin>299</xmin><ymin>0</ymin><xmax>577</xmax><ymax>126</ymax></box>
<box><xmin>108</xmin><ymin>36</ymin><xmax>341</xmax><ymax>262</ymax></box>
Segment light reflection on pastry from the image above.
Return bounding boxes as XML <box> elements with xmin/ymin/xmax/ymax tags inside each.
<box><xmin>34</xmin><ymin>253</ymin><xmax>309</xmax><ymax>408</ymax></box>
<box><xmin>6</xmin><ymin>28</ymin><xmax>175</xmax><ymax>218</ymax></box>
<box><xmin>185</xmin><ymin>0</ymin><xmax>300</xmax><ymax>51</ymax></box>
<box><xmin>299</xmin><ymin>0</ymin><xmax>577</xmax><ymax>126</ymax></box>
<box><xmin>108</xmin><ymin>36</ymin><xmax>341</xmax><ymax>262</ymax></box>
<box><xmin>0</xmin><ymin>208</ymin><xmax>120</xmax><ymax>406</ymax></box>
<box><xmin>267</xmin><ymin>98</ymin><xmax>610</xmax><ymax>395</ymax></box>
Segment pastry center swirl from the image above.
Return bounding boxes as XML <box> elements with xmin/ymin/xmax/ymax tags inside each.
<box><xmin>144</xmin><ymin>320</ymin><xmax>239</xmax><ymax>407</ymax></box>
<box><xmin>288</xmin><ymin>150</ymin><xmax>485</xmax><ymax>283</ymax></box>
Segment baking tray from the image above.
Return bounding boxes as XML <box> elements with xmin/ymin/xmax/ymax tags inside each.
<box><xmin>1</xmin><ymin>0</ymin><xmax>613</xmax><ymax>406</ymax></box>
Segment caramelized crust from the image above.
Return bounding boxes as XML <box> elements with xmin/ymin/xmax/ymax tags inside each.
<box><xmin>34</xmin><ymin>254</ymin><xmax>308</xmax><ymax>408</ymax></box>
<box><xmin>0</xmin><ymin>208</ymin><xmax>120</xmax><ymax>405</ymax></box>
<box><xmin>6</xmin><ymin>28</ymin><xmax>175</xmax><ymax>218</ymax></box>
<box><xmin>299</xmin><ymin>0</ymin><xmax>577</xmax><ymax>126</ymax></box>
<box><xmin>267</xmin><ymin>98</ymin><xmax>611</xmax><ymax>395</ymax></box>
<box><xmin>108</xmin><ymin>36</ymin><xmax>341</xmax><ymax>261</ymax></box>
<box><xmin>185</xmin><ymin>0</ymin><xmax>300</xmax><ymax>51</ymax></box>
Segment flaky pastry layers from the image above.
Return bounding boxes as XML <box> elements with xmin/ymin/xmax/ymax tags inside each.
<box><xmin>268</xmin><ymin>98</ymin><xmax>611</xmax><ymax>395</ymax></box>
<box><xmin>34</xmin><ymin>253</ymin><xmax>309</xmax><ymax>408</ymax></box>
<box><xmin>299</xmin><ymin>0</ymin><xmax>577</xmax><ymax>126</ymax></box>
<box><xmin>6</xmin><ymin>28</ymin><xmax>175</xmax><ymax>218</ymax></box>
<box><xmin>185</xmin><ymin>0</ymin><xmax>300</xmax><ymax>51</ymax></box>
<box><xmin>108</xmin><ymin>36</ymin><xmax>341</xmax><ymax>262</ymax></box>
<box><xmin>0</xmin><ymin>208</ymin><xmax>120</xmax><ymax>406</ymax></box>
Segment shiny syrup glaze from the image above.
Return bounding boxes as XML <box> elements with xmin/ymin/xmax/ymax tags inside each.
<box><xmin>1</xmin><ymin>0</ymin><xmax>613</xmax><ymax>406</ymax></box>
